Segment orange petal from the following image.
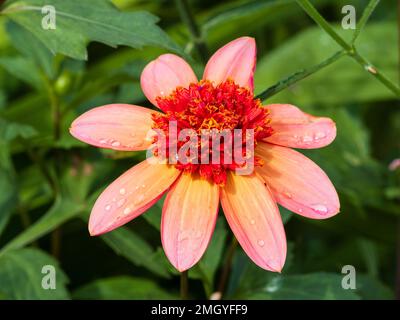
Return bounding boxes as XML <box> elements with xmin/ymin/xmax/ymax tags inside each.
<box><xmin>203</xmin><ymin>37</ymin><xmax>256</xmax><ymax>91</ymax></box>
<box><xmin>220</xmin><ymin>172</ymin><xmax>286</xmax><ymax>272</ymax></box>
<box><xmin>264</xmin><ymin>104</ymin><xmax>336</xmax><ymax>149</ymax></box>
<box><xmin>256</xmin><ymin>142</ymin><xmax>340</xmax><ymax>219</ymax></box>
<box><xmin>89</xmin><ymin>159</ymin><xmax>181</xmax><ymax>235</ymax></box>
<box><xmin>161</xmin><ymin>174</ymin><xmax>220</xmax><ymax>271</ymax></box>
<box><xmin>140</xmin><ymin>54</ymin><xmax>197</xmax><ymax>108</ymax></box>
<box><xmin>70</xmin><ymin>104</ymin><xmax>159</xmax><ymax>151</ymax></box>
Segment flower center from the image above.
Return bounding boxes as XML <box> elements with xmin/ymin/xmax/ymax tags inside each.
<box><xmin>151</xmin><ymin>80</ymin><xmax>273</xmax><ymax>185</ymax></box>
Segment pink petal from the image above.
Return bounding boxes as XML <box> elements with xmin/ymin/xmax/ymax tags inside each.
<box><xmin>264</xmin><ymin>104</ymin><xmax>336</xmax><ymax>149</ymax></box>
<box><xmin>256</xmin><ymin>142</ymin><xmax>340</xmax><ymax>219</ymax></box>
<box><xmin>203</xmin><ymin>37</ymin><xmax>256</xmax><ymax>90</ymax></box>
<box><xmin>140</xmin><ymin>54</ymin><xmax>197</xmax><ymax>108</ymax></box>
<box><xmin>70</xmin><ymin>104</ymin><xmax>159</xmax><ymax>151</ymax></box>
<box><xmin>220</xmin><ymin>172</ymin><xmax>286</xmax><ymax>272</ymax></box>
<box><xmin>89</xmin><ymin>159</ymin><xmax>181</xmax><ymax>236</ymax></box>
<box><xmin>161</xmin><ymin>174</ymin><xmax>220</xmax><ymax>272</ymax></box>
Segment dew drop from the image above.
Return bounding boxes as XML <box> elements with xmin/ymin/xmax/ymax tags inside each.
<box><xmin>105</xmin><ymin>204</ymin><xmax>111</xmax><ymax>211</ymax></box>
<box><xmin>111</xmin><ymin>141</ymin><xmax>121</xmax><ymax>147</ymax></box>
<box><xmin>178</xmin><ymin>232</ymin><xmax>189</xmax><ymax>242</ymax></box>
<box><xmin>302</xmin><ymin>135</ymin><xmax>313</xmax><ymax>143</ymax></box>
<box><xmin>283</xmin><ymin>191</ymin><xmax>292</xmax><ymax>199</ymax></box>
<box><xmin>258</xmin><ymin>240</ymin><xmax>265</xmax><ymax>247</ymax></box>
<box><xmin>298</xmin><ymin>208</ymin><xmax>303</xmax><ymax>213</ymax></box>
<box><xmin>99</xmin><ymin>139</ymin><xmax>108</xmax><ymax>144</ymax></box>
<box><xmin>134</xmin><ymin>194</ymin><xmax>145</xmax><ymax>205</ymax></box>
<box><xmin>123</xmin><ymin>207</ymin><xmax>131</xmax><ymax>215</ymax></box>
<box><xmin>250</xmin><ymin>219</ymin><xmax>255</xmax><ymax>225</ymax></box>
<box><xmin>117</xmin><ymin>198</ymin><xmax>126</xmax><ymax>208</ymax></box>
<box><xmin>315</xmin><ymin>132</ymin><xmax>326</xmax><ymax>140</ymax></box>
<box><xmin>311</xmin><ymin>204</ymin><xmax>328</xmax><ymax>214</ymax></box>
<box><xmin>119</xmin><ymin>188</ymin><xmax>126</xmax><ymax>195</ymax></box>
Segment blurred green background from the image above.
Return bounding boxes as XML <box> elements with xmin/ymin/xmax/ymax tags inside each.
<box><xmin>0</xmin><ymin>0</ymin><xmax>399</xmax><ymax>300</ymax></box>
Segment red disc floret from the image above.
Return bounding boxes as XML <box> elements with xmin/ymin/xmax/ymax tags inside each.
<box><xmin>152</xmin><ymin>80</ymin><xmax>273</xmax><ymax>185</ymax></box>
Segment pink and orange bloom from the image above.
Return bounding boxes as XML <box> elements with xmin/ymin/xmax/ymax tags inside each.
<box><xmin>70</xmin><ymin>37</ymin><xmax>340</xmax><ymax>272</ymax></box>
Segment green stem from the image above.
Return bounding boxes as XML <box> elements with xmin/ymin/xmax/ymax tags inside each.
<box><xmin>256</xmin><ymin>50</ymin><xmax>346</xmax><ymax>101</ymax></box>
<box><xmin>180</xmin><ymin>270</ymin><xmax>189</xmax><ymax>300</ymax></box>
<box><xmin>296</xmin><ymin>0</ymin><xmax>400</xmax><ymax>98</ymax></box>
<box><xmin>350</xmin><ymin>49</ymin><xmax>400</xmax><ymax>97</ymax></box>
<box><xmin>43</xmin><ymin>76</ymin><xmax>63</xmax><ymax>258</ymax></box>
<box><xmin>217</xmin><ymin>236</ymin><xmax>238</xmax><ymax>298</ymax></box>
<box><xmin>351</xmin><ymin>0</ymin><xmax>380</xmax><ymax>44</ymax></box>
<box><xmin>175</xmin><ymin>0</ymin><xmax>208</xmax><ymax>63</ymax></box>
<box><xmin>296</xmin><ymin>0</ymin><xmax>351</xmax><ymax>51</ymax></box>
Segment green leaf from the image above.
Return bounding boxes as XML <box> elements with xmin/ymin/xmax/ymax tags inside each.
<box><xmin>0</xmin><ymin>56</ymin><xmax>42</xmax><ymax>89</ymax></box>
<box><xmin>6</xmin><ymin>20</ymin><xmax>56</xmax><ymax>78</ymax></box>
<box><xmin>245</xmin><ymin>272</ymin><xmax>360</xmax><ymax>300</ymax></box>
<box><xmin>100</xmin><ymin>226</ymin><xmax>172</xmax><ymax>278</ymax></box>
<box><xmin>227</xmin><ymin>243</ymin><xmax>295</xmax><ymax>298</ymax></box>
<box><xmin>0</xmin><ymin>118</ymin><xmax>38</xmax><ymax>141</ymax></box>
<box><xmin>0</xmin><ymin>160</ymin><xmax>16</xmax><ymax>237</ymax></box>
<box><xmin>73</xmin><ymin>276</ymin><xmax>177</xmax><ymax>300</ymax></box>
<box><xmin>0</xmin><ymin>248</ymin><xmax>69</xmax><ymax>299</ymax></box>
<box><xmin>356</xmin><ymin>274</ymin><xmax>394</xmax><ymax>300</ymax></box>
<box><xmin>201</xmin><ymin>0</ymin><xmax>298</xmax><ymax>45</ymax></box>
<box><xmin>0</xmin><ymin>196</ymin><xmax>84</xmax><ymax>256</ymax></box>
<box><xmin>190</xmin><ymin>218</ymin><xmax>228</xmax><ymax>296</ymax></box>
<box><xmin>3</xmin><ymin>0</ymin><xmax>183</xmax><ymax>60</ymax></box>
<box><xmin>255</xmin><ymin>22</ymin><xmax>397</xmax><ymax>104</ymax></box>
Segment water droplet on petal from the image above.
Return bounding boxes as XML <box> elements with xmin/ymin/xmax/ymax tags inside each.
<box><xmin>117</xmin><ymin>198</ymin><xmax>126</xmax><ymax>208</ymax></box>
<box><xmin>250</xmin><ymin>219</ymin><xmax>255</xmax><ymax>225</ymax></box>
<box><xmin>111</xmin><ymin>141</ymin><xmax>121</xmax><ymax>147</ymax></box>
<box><xmin>178</xmin><ymin>233</ymin><xmax>189</xmax><ymax>242</ymax></box>
<box><xmin>123</xmin><ymin>207</ymin><xmax>131</xmax><ymax>215</ymax></box>
<box><xmin>134</xmin><ymin>194</ymin><xmax>145</xmax><ymax>205</ymax></box>
<box><xmin>119</xmin><ymin>188</ymin><xmax>126</xmax><ymax>195</ymax></box>
<box><xmin>311</xmin><ymin>204</ymin><xmax>328</xmax><ymax>214</ymax></box>
<box><xmin>99</xmin><ymin>139</ymin><xmax>108</xmax><ymax>144</ymax></box>
<box><xmin>298</xmin><ymin>208</ymin><xmax>303</xmax><ymax>213</ymax></box>
<box><xmin>258</xmin><ymin>240</ymin><xmax>265</xmax><ymax>247</ymax></box>
<box><xmin>105</xmin><ymin>204</ymin><xmax>111</xmax><ymax>211</ymax></box>
<box><xmin>315</xmin><ymin>132</ymin><xmax>326</xmax><ymax>140</ymax></box>
<box><xmin>302</xmin><ymin>135</ymin><xmax>313</xmax><ymax>143</ymax></box>
<box><xmin>283</xmin><ymin>191</ymin><xmax>292</xmax><ymax>199</ymax></box>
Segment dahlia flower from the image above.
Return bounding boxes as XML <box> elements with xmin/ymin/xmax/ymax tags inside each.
<box><xmin>70</xmin><ymin>37</ymin><xmax>340</xmax><ymax>272</ymax></box>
